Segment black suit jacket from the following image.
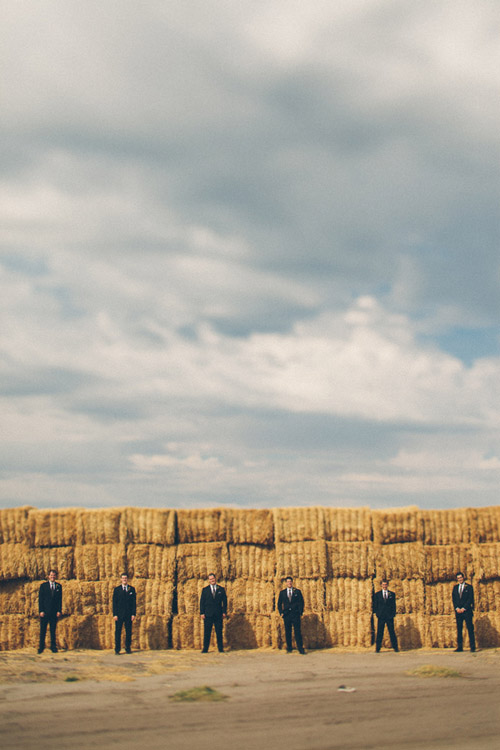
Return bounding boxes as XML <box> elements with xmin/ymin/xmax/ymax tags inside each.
<box><xmin>200</xmin><ymin>584</ymin><xmax>227</xmax><ymax>618</ymax></box>
<box><xmin>452</xmin><ymin>583</ymin><xmax>474</xmax><ymax>613</ymax></box>
<box><xmin>373</xmin><ymin>590</ymin><xmax>396</xmax><ymax>620</ymax></box>
<box><xmin>112</xmin><ymin>585</ymin><xmax>136</xmax><ymax>619</ymax></box>
<box><xmin>39</xmin><ymin>581</ymin><xmax>63</xmax><ymax>616</ymax></box>
<box><xmin>277</xmin><ymin>588</ymin><xmax>304</xmax><ymax>618</ymax></box>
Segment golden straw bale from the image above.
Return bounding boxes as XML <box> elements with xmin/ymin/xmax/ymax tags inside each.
<box><xmin>0</xmin><ymin>506</ymin><xmax>32</xmax><ymax>544</ymax></box>
<box><xmin>475</xmin><ymin>613</ymin><xmax>500</xmax><ymax>647</ymax></box>
<box><xmin>227</xmin><ymin>580</ymin><xmax>275</xmax><ymax>614</ymax></box>
<box><xmin>225</xmin><ymin>614</ymin><xmax>273</xmax><ymax>649</ymax></box>
<box><xmin>0</xmin><ymin>615</ymin><xmax>25</xmax><ymax>650</ymax></box>
<box><xmin>76</xmin><ymin>509</ymin><xmax>123</xmax><ymax>545</ymax></box>
<box><xmin>26</xmin><ymin>546</ymin><xmax>74</xmax><ymax>580</ymax></box>
<box><xmin>120</xmin><ymin>508</ymin><xmax>176</xmax><ymax>545</ymax></box>
<box><xmin>420</xmin><ymin>509</ymin><xmax>471</xmax><ymax>545</ymax></box>
<box><xmin>476</xmin><ymin>580</ymin><xmax>500</xmax><ymax>613</ymax></box>
<box><xmin>324</xmin><ymin>611</ymin><xmax>372</xmax><ymax>648</ymax></box>
<box><xmin>0</xmin><ymin>543</ymin><xmax>29</xmax><ymax>580</ymax></box>
<box><xmin>372</xmin><ymin>507</ymin><xmax>421</xmax><ymax>545</ymax></box>
<box><xmin>276</xmin><ymin>541</ymin><xmax>328</xmax><ymax>579</ymax></box>
<box><xmin>393</xmin><ymin>614</ymin><xmax>427</xmax><ymax>650</ymax></box>
<box><xmin>426</xmin><ymin>615</ymin><xmax>461</xmax><ymax>648</ymax></box>
<box><xmin>227</xmin><ymin>544</ymin><xmax>276</xmax><ymax>580</ymax></box>
<box><xmin>386</xmin><ymin>579</ymin><xmax>425</xmax><ymax>614</ymax></box>
<box><xmin>273</xmin><ymin>507</ymin><xmax>326</xmax><ymax>542</ymax></box>
<box><xmin>469</xmin><ymin>506</ymin><xmax>500</xmax><ymax>543</ymax></box>
<box><xmin>176</xmin><ymin>579</ymin><xmax>206</xmax><ymax>615</ymax></box>
<box><xmin>0</xmin><ymin>580</ymin><xmax>26</xmax><ymax>614</ymax></box>
<box><xmin>177</xmin><ymin>509</ymin><xmax>227</xmax><ymax>543</ymax></box>
<box><xmin>130</xmin><ymin>615</ymin><xmax>168</xmax><ymax>650</ymax></box>
<box><xmin>171</xmin><ymin>614</ymin><xmax>205</xmax><ymax>650</ymax></box>
<box><xmin>26</xmin><ymin>580</ymin><xmax>115</xmax><ymax>617</ymax></box>
<box><xmin>73</xmin><ymin>544</ymin><xmax>125</xmax><ymax>581</ymax></box>
<box><xmin>134</xmin><ymin>579</ymin><xmax>174</xmax><ymax>617</ymax></box>
<box><xmin>176</xmin><ymin>542</ymin><xmax>230</xmax><ymax>583</ymax></box>
<box><xmin>274</xmin><ymin>578</ymin><xmax>325</xmax><ymax>613</ymax></box>
<box><xmin>326</xmin><ymin>542</ymin><xmax>374</xmax><ymax>579</ymax></box>
<box><xmin>324</xmin><ymin>507</ymin><xmax>372</xmax><ymax>542</ymax></box>
<box><xmin>424</xmin><ymin>544</ymin><xmax>473</xmax><ymax>583</ymax></box>
<box><xmin>374</xmin><ymin>543</ymin><xmax>425</xmax><ymax>580</ymax></box>
<box><xmin>27</xmin><ymin>509</ymin><xmax>77</xmax><ymax>547</ymax></box>
<box><xmin>472</xmin><ymin>543</ymin><xmax>500</xmax><ymax>581</ymax></box>
<box><xmin>225</xmin><ymin>509</ymin><xmax>274</xmax><ymax>546</ymax></box>
<box><xmin>126</xmin><ymin>544</ymin><xmax>176</xmax><ymax>580</ymax></box>
<box><xmin>325</xmin><ymin>578</ymin><xmax>373</xmax><ymax>613</ymax></box>
<box><xmin>300</xmin><ymin>614</ymin><xmax>332</xmax><ymax>649</ymax></box>
<box><xmin>88</xmin><ymin>615</ymin><xmax>115</xmax><ymax>650</ymax></box>
<box><xmin>424</xmin><ymin>582</ymin><xmax>455</xmax><ymax>616</ymax></box>
<box><xmin>56</xmin><ymin>615</ymin><xmax>94</xmax><ymax>649</ymax></box>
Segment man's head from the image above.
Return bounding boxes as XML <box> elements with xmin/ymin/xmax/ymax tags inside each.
<box><xmin>121</xmin><ymin>574</ymin><xmax>128</xmax><ymax>586</ymax></box>
<box><xmin>456</xmin><ymin>572</ymin><xmax>465</xmax><ymax>584</ymax></box>
<box><xmin>381</xmin><ymin>579</ymin><xmax>389</xmax><ymax>590</ymax></box>
<box><xmin>286</xmin><ymin>577</ymin><xmax>293</xmax><ymax>589</ymax></box>
<box><xmin>48</xmin><ymin>570</ymin><xmax>56</xmax><ymax>583</ymax></box>
<box><xmin>208</xmin><ymin>573</ymin><xmax>216</xmax><ymax>586</ymax></box>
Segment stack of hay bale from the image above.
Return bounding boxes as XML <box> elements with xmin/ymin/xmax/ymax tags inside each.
<box><xmin>0</xmin><ymin>506</ymin><xmax>34</xmax><ymax>649</ymax></box>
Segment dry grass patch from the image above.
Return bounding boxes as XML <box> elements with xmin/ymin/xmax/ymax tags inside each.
<box><xmin>407</xmin><ymin>665</ymin><xmax>462</xmax><ymax>679</ymax></box>
<box><xmin>170</xmin><ymin>685</ymin><xmax>228</xmax><ymax>702</ymax></box>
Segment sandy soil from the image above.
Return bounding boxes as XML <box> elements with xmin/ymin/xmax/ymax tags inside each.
<box><xmin>1</xmin><ymin>647</ymin><xmax>499</xmax><ymax>750</ymax></box>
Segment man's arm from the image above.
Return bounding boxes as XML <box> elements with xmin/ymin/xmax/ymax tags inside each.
<box><xmin>57</xmin><ymin>585</ymin><xmax>62</xmax><ymax>617</ymax></box>
<box><xmin>112</xmin><ymin>587</ymin><xmax>118</xmax><ymax>617</ymax></box>
<box><xmin>221</xmin><ymin>587</ymin><xmax>228</xmax><ymax>616</ymax></box>
<box><xmin>200</xmin><ymin>587</ymin><xmax>206</xmax><ymax>616</ymax></box>
<box><xmin>39</xmin><ymin>583</ymin><xmax>45</xmax><ymax>617</ymax></box>
<box><xmin>131</xmin><ymin>587</ymin><xmax>136</xmax><ymax>618</ymax></box>
<box><xmin>297</xmin><ymin>590</ymin><xmax>305</xmax><ymax>616</ymax></box>
<box><xmin>277</xmin><ymin>591</ymin><xmax>283</xmax><ymax>615</ymax></box>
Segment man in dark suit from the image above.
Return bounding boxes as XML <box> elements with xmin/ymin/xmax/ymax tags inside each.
<box><xmin>277</xmin><ymin>576</ymin><xmax>305</xmax><ymax>654</ymax></box>
<box><xmin>200</xmin><ymin>573</ymin><xmax>227</xmax><ymax>653</ymax></box>
<box><xmin>38</xmin><ymin>569</ymin><xmax>62</xmax><ymax>653</ymax></box>
<box><xmin>112</xmin><ymin>574</ymin><xmax>136</xmax><ymax>654</ymax></box>
<box><xmin>452</xmin><ymin>571</ymin><xmax>476</xmax><ymax>652</ymax></box>
<box><xmin>373</xmin><ymin>579</ymin><xmax>399</xmax><ymax>652</ymax></box>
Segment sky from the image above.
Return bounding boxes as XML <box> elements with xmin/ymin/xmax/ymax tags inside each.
<box><xmin>1</xmin><ymin>1</ymin><xmax>499</xmax><ymax>511</ymax></box>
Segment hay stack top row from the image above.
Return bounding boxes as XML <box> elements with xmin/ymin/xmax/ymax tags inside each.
<box><xmin>0</xmin><ymin>506</ymin><xmax>498</xmax><ymax>547</ymax></box>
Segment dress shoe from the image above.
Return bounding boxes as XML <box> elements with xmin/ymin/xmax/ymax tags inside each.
<box><xmin>470</xmin><ymin>648</ymin><xmax>476</xmax><ymax>652</ymax></box>
<box><xmin>218</xmin><ymin>649</ymin><xmax>224</xmax><ymax>653</ymax></box>
<box><xmin>125</xmin><ymin>649</ymin><xmax>132</xmax><ymax>654</ymax></box>
<box><xmin>454</xmin><ymin>648</ymin><xmax>463</xmax><ymax>652</ymax></box>
<box><xmin>38</xmin><ymin>648</ymin><xmax>44</xmax><ymax>654</ymax></box>
<box><xmin>299</xmin><ymin>649</ymin><xmax>306</xmax><ymax>654</ymax></box>
<box><xmin>201</xmin><ymin>649</ymin><xmax>208</xmax><ymax>653</ymax></box>
<box><xmin>51</xmin><ymin>648</ymin><xmax>58</xmax><ymax>653</ymax></box>
<box><xmin>115</xmin><ymin>650</ymin><xmax>120</xmax><ymax>655</ymax></box>
<box><xmin>286</xmin><ymin>649</ymin><xmax>292</xmax><ymax>653</ymax></box>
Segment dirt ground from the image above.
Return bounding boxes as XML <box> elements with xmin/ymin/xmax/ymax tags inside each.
<box><xmin>1</xmin><ymin>647</ymin><xmax>499</xmax><ymax>750</ymax></box>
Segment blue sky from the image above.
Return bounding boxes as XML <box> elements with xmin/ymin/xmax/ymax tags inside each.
<box><xmin>1</xmin><ymin>1</ymin><xmax>499</xmax><ymax>510</ymax></box>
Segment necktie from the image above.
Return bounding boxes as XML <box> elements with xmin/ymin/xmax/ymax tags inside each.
<box><xmin>384</xmin><ymin>591</ymin><xmax>387</xmax><ymax>600</ymax></box>
<box><xmin>212</xmin><ymin>586</ymin><xmax>216</xmax><ymax>598</ymax></box>
<box><xmin>459</xmin><ymin>584</ymin><xmax>463</xmax><ymax>597</ymax></box>
<box><xmin>288</xmin><ymin>589</ymin><xmax>292</xmax><ymax>601</ymax></box>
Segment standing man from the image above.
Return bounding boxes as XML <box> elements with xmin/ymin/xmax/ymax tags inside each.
<box><xmin>373</xmin><ymin>579</ymin><xmax>399</xmax><ymax>652</ymax></box>
<box><xmin>113</xmin><ymin>573</ymin><xmax>136</xmax><ymax>655</ymax></box>
<box><xmin>452</xmin><ymin>571</ymin><xmax>476</xmax><ymax>652</ymax></box>
<box><xmin>200</xmin><ymin>573</ymin><xmax>227</xmax><ymax>653</ymax></box>
<box><xmin>38</xmin><ymin>569</ymin><xmax>62</xmax><ymax>654</ymax></box>
<box><xmin>277</xmin><ymin>576</ymin><xmax>305</xmax><ymax>654</ymax></box>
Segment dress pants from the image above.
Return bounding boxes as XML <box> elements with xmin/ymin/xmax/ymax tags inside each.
<box><xmin>39</xmin><ymin>615</ymin><xmax>58</xmax><ymax>651</ymax></box>
<box><xmin>375</xmin><ymin>617</ymin><xmax>399</xmax><ymax>651</ymax></box>
<box><xmin>203</xmin><ymin>616</ymin><xmax>224</xmax><ymax>652</ymax></box>
<box><xmin>115</xmin><ymin>617</ymin><xmax>133</xmax><ymax>652</ymax></box>
<box><xmin>284</xmin><ymin>614</ymin><xmax>303</xmax><ymax>651</ymax></box>
<box><xmin>455</xmin><ymin>611</ymin><xmax>475</xmax><ymax>650</ymax></box>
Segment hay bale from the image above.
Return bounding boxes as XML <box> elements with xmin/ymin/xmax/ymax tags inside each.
<box><xmin>472</xmin><ymin>543</ymin><xmax>500</xmax><ymax>581</ymax></box>
<box><xmin>324</xmin><ymin>507</ymin><xmax>372</xmax><ymax>542</ymax></box>
<box><xmin>88</xmin><ymin>615</ymin><xmax>114</xmax><ymax>650</ymax></box>
<box><xmin>27</xmin><ymin>509</ymin><xmax>77</xmax><ymax>547</ymax></box>
<box><xmin>176</xmin><ymin>579</ymin><xmax>206</xmax><ymax>615</ymax></box>
<box><xmin>427</xmin><ymin>615</ymin><xmax>461</xmax><ymax>648</ymax></box>
<box><xmin>470</xmin><ymin>507</ymin><xmax>500</xmax><ymax>543</ymax></box>
<box><xmin>225</xmin><ymin>614</ymin><xmax>273</xmax><ymax>649</ymax></box>
<box><xmin>374</xmin><ymin>543</ymin><xmax>425</xmax><ymax>580</ymax></box>
<box><xmin>475</xmin><ymin>613</ymin><xmax>500</xmax><ymax>647</ymax></box>
<box><xmin>76</xmin><ymin>509</ymin><xmax>123</xmax><ymax>545</ymax></box>
<box><xmin>25</xmin><ymin>580</ymin><xmax>115</xmax><ymax>617</ymax></box>
<box><xmin>132</xmin><ymin>615</ymin><xmax>168</xmax><ymax>650</ymax></box>
<box><xmin>387</xmin><ymin>579</ymin><xmax>425</xmax><ymax>614</ymax></box>
<box><xmin>327</xmin><ymin>542</ymin><xmax>374</xmax><ymax>579</ymax></box>
<box><xmin>325</xmin><ymin>578</ymin><xmax>373</xmax><ymax>613</ymax></box>
<box><xmin>372</xmin><ymin>507</ymin><xmax>421</xmax><ymax>545</ymax></box>
<box><xmin>177</xmin><ymin>509</ymin><xmax>227</xmax><ymax>543</ymax></box>
<box><xmin>120</xmin><ymin>508</ymin><xmax>176</xmax><ymax>545</ymax></box>
<box><xmin>227</xmin><ymin>580</ymin><xmax>275</xmax><ymax>614</ymax></box>
<box><xmin>26</xmin><ymin>546</ymin><xmax>74</xmax><ymax>580</ymax></box>
<box><xmin>323</xmin><ymin>611</ymin><xmax>373</xmax><ymax>648</ymax></box>
<box><xmin>476</xmin><ymin>580</ymin><xmax>500</xmax><ymax>612</ymax></box>
<box><xmin>56</xmin><ymin>615</ymin><xmax>94</xmax><ymax>649</ymax></box>
<box><xmin>273</xmin><ymin>507</ymin><xmax>326</xmax><ymax>542</ymax></box>
<box><xmin>393</xmin><ymin>614</ymin><xmax>427</xmax><ymax>650</ymax></box>
<box><xmin>126</xmin><ymin>544</ymin><xmax>176</xmax><ymax>580</ymax></box>
<box><xmin>227</xmin><ymin>544</ymin><xmax>276</xmax><ymax>580</ymax></box>
<box><xmin>276</xmin><ymin>541</ymin><xmax>328</xmax><ymax>579</ymax></box>
<box><xmin>225</xmin><ymin>509</ymin><xmax>274</xmax><ymax>546</ymax></box>
<box><xmin>0</xmin><ymin>506</ymin><xmax>32</xmax><ymax>544</ymax></box>
<box><xmin>424</xmin><ymin>545</ymin><xmax>473</xmax><ymax>583</ymax></box>
<box><xmin>176</xmin><ymin>542</ymin><xmax>229</xmax><ymax>583</ymax></box>
<box><xmin>171</xmin><ymin>614</ymin><xmax>205</xmax><ymax>650</ymax></box>
<box><xmin>134</xmin><ymin>579</ymin><xmax>174</xmax><ymax>617</ymax></box>
<box><xmin>424</xmin><ymin>582</ymin><xmax>455</xmax><ymax>615</ymax></box>
<box><xmin>0</xmin><ymin>543</ymin><xmax>29</xmax><ymax>580</ymax></box>
<box><xmin>421</xmin><ymin>509</ymin><xmax>471</xmax><ymax>545</ymax></box>
<box><xmin>73</xmin><ymin>544</ymin><xmax>125</xmax><ymax>581</ymax></box>
<box><xmin>274</xmin><ymin>578</ymin><xmax>325</xmax><ymax>613</ymax></box>
<box><xmin>0</xmin><ymin>615</ymin><xmax>25</xmax><ymax>650</ymax></box>
<box><xmin>0</xmin><ymin>580</ymin><xmax>26</xmax><ymax>615</ymax></box>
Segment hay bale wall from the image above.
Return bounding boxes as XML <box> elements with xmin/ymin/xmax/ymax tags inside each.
<box><xmin>0</xmin><ymin>506</ymin><xmax>499</xmax><ymax>651</ymax></box>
